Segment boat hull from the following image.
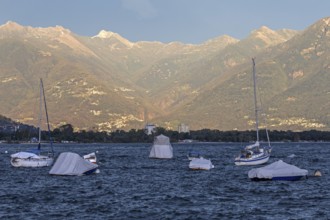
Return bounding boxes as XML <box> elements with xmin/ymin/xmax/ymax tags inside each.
<box><xmin>272</xmin><ymin>176</ymin><xmax>306</xmax><ymax>181</ymax></box>
<box><xmin>235</xmin><ymin>154</ymin><xmax>270</xmax><ymax>166</ymax></box>
<box><xmin>11</xmin><ymin>157</ymin><xmax>54</xmax><ymax>167</ymax></box>
<box><xmin>250</xmin><ymin>175</ymin><xmax>306</xmax><ymax>181</ymax></box>
<box><xmin>83</xmin><ymin>168</ymin><xmax>99</xmax><ymax>175</ymax></box>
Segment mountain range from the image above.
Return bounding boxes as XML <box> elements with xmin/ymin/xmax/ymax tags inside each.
<box><xmin>0</xmin><ymin>17</ymin><xmax>329</xmax><ymax>131</ymax></box>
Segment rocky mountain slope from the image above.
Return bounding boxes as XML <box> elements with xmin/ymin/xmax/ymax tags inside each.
<box><xmin>0</xmin><ymin>17</ymin><xmax>329</xmax><ymax>131</ymax></box>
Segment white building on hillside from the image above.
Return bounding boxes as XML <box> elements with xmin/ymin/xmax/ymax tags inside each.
<box><xmin>145</xmin><ymin>123</ymin><xmax>156</xmax><ymax>135</ymax></box>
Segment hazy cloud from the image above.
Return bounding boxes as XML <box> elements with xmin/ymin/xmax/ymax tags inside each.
<box><xmin>121</xmin><ymin>0</ymin><xmax>157</xmax><ymax>19</ymax></box>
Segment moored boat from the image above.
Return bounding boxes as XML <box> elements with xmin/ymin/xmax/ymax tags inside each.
<box><xmin>83</xmin><ymin>152</ymin><xmax>97</xmax><ymax>164</ymax></box>
<box><xmin>49</xmin><ymin>152</ymin><xmax>99</xmax><ymax>176</ymax></box>
<box><xmin>149</xmin><ymin>134</ymin><xmax>173</xmax><ymax>159</ymax></box>
<box><xmin>11</xmin><ymin>151</ymin><xmax>53</xmax><ymax>167</ymax></box>
<box><xmin>235</xmin><ymin>141</ymin><xmax>271</xmax><ymax>166</ymax></box>
<box><xmin>189</xmin><ymin>157</ymin><xmax>214</xmax><ymax>170</ymax></box>
<box><xmin>10</xmin><ymin>79</ymin><xmax>54</xmax><ymax>167</ymax></box>
<box><xmin>248</xmin><ymin>160</ymin><xmax>308</xmax><ymax>181</ymax></box>
<box><xmin>235</xmin><ymin>58</ymin><xmax>272</xmax><ymax>166</ymax></box>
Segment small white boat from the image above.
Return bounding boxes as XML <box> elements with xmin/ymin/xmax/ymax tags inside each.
<box><xmin>189</xmin><ymin>157</ymin><xmax>214</xmax><ymax>170</ymax></box>
<box><xmin>83</xmin><ymin>152</ymin><xmax>100</xmax><ymax>173</ymax></box>
<box><xmin>248</xmin><ymin>160</ymin><xmax>308</xmax><ymax>181</ymax></box>
<box><xmin>49</xmin><ymin>152</ymin><xmax>99</xmax><ymax>176</ymax></box>
<box><xmin>10</xmin><ymin>151</ymin><xmax>53</xmax><ymax>167</ymax></box>
<box><xmin>235</xmin><ymin>59</ymin><xmax>272</xmax><ymax>166</ymax></box>
<box><xmin>83</xmin><ymin>152</ymin><xmax>97</xmax><ymax>164</ymax></box>
<box><xmin>10</xmin><ymin>79</ymin><xmax>54</xmax><ymax>168</ymax></box>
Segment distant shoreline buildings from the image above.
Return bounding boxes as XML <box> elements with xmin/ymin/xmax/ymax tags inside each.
<box><xmin>144</xmin><ymin>123</ymin><xmax>189</xmax><ymax>135</ymax></box>
<box><xmin>145</xmin><ymin>123</ymin><xmax>156</xmax><ymax>135</ymax></box>
<box><xmin>0</xmin><ymin>125</ymin><xmax>19</xmax><ymax>133</ymax></box>
<box><xmin>178</xmin><ymin>123</ymin><xmax>189</xmax><ymax>133</ymax></box>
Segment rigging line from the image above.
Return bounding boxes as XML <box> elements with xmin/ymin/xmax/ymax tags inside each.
<box><xmin>38</xmin><ymin>79</ymin><xmax>42</xmax><ymax>150</ymax></box>
<box><xmin>252</xmin><ymin>58</ymin><xmax>259</xmax><ymax>142</ymax></box>
<box><xmin>29</xmin><ymin>88</ymin><xmax>39</xmax><ymax>142</ymax></box>
<box><xmin>255</xmin><ymin>66</ymin><xmax>272</xmax><ymax>149</ymax></box>
<box><xmin>40</xmin><ymin>78</ymin><xmax>54</xmax><ymax>155</ymax></box>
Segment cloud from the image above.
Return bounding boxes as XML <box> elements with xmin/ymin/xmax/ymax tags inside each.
<box><xmin>121</xmin><ymin>0</ymin><xmax>157</xmax><ymax>19</ymax></box>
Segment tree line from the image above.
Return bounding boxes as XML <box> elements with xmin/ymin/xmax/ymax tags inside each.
<box><xmin>1</xmin><ymin>123</ymin><xmax>330</xmax><ymax>143</ymax></box>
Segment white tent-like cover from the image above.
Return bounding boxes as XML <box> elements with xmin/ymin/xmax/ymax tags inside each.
<box><xmin>149</xmin><ymin>134</ymin><xmax>173</xmax><ymax>159</ymax></box>
<box><xmin>49</xmin><ymin>152</ymin><xmax>98</xmax><ymax>176</ymax></box>
<box><xmin>189</xmin><ymin>157</ymin><xmax>214</xmax><ymax>170</ymax></box>
<box><xmin>248</xmin><ymin>160</ymin><xmax>308</xmax><ymax>181</ymax></box>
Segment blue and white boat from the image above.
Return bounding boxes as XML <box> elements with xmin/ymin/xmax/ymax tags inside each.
<box><xmin>248</xmin><ymin>160</ymin><xmax>308</xmax><ymax>181</ymax></box>
<box><xmin>235</xmin><ymin>141</ymin><xmax>271</xmax><ymax>166</ymax></box>
<box><xmin>235</xmin><ymin>58</ymin><xmax>272</xmax><ymax>166</ymax></box>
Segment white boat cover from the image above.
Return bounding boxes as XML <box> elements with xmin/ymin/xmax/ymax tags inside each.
<box><xmin>49</xmin><ymin>152</ymin><xmax>98</xmax><ymax>175</ymax></box>
<box><xmin>189</xmin><ymin>157</ymin><xmax>214</xmax><ymax>170</ymax></box>
<box><xmin>149</xmin><ymin>134</ymin><xmax>173</xmax><ymax>159</ymax></box>
<box><xmin>248</xmin><ymin>160</ymin><xmax>308</xmax><ymax>179</ymax></box>
<box><xmin>11</xmin><ymin>152</ymin><xmax>41</xmax><ymax>159</ymax></box>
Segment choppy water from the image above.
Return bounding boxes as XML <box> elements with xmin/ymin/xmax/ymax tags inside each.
<box><xmin>0</xmin><ymin>142</ymin><xmax>329</xmax><ymax>219</ymax></box>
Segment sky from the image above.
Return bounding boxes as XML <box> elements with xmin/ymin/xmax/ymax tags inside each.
<box><xmin>0</xmin><ymin>0</ymin><xmax>329</xmax><ymax>44</ymax></box>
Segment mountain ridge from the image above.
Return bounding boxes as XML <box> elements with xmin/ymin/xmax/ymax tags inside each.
<box><xmin>0</xmin><ymin>17</ymin><xmax>329</xmax><ymax>131</ymax></box>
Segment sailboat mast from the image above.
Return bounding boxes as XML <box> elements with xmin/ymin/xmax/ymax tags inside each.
<box><xmin>38</xmin><ymin>79</ymin><xmax>42</xmax><ymax>149</ymax></box>
<box><xmin>40</xmin><ymin>78</ymin><xmax>54</xmax><ymax>155</ymax></box>
<box><xmin>252</xmin><ymin>58</ymin><xmax>259</xmax><ymax>142</ymax></box>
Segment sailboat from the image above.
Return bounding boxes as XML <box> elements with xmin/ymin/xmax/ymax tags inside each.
<box><xmin>10</xmin><ymin>78</ymin><xmax>54</xmax><ymax>167</ymax></box>
<box><xmin>235</xmin><ymin>58</ymin><xmax>272</xmax><ymax>166</ymax></box>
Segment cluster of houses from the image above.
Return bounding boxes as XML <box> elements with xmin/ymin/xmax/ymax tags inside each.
<box><xmin>144</xmin><ymin>123</ymin><xmax>190</xmax><ymax>135</ymax></box>
<box><xmin>0</xmin><ymin>124</ymin><xmax>19</xmax><ymax>133</ymax></box>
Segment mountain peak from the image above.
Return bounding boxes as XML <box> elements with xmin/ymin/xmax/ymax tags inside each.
<box><xmin>0</xmin><ymin>21</ymin><xmax>25</xmax><ymax>31</ymax></box>
<box><xmin>94</xmin><ymin>30</ymin><xmax>118</xmax><ymax>39</ymax></box>
<box><xmin>319</xmin><ymin>17</ymin><xmax>330</xmax><ymax>25</ymax></box>
<box><xmin>205</xmin><ymin>35</ymin><xmax>238</xmax><ymax>44</ymax></box>
<box><xmin>251</xmin><ymin>26</ymin><xmax>275</xmax><ymax>35</ymax></box>
<box><xmin>93</xmin><ymin>30</ymin><xmax>134</xmax><ymax>47</ymax></box>
<box><xmin>308</xmin><ymin>16</ymin><xmax>330</xmax><ymax>31</ymax></box>
<box><xmin>52</xmin><ymin>25</ymin><xmax>71</xmax><ymax>33</ymax></box>
<box><xmin>247</xmin><ymin>25</ymin><xmax>297</xmax><ymax>46</ymax></box>
<box><xmin>202</xmin><ymin>35</ymin><xmax>239</xmax><ymax>51</ymax></box>
<box><xmin>0</xmin><ymin>21</ymin><xmax>72</xmax><ymax>36</ymax></box>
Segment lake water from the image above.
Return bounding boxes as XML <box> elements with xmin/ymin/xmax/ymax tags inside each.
<box><xmin>0</xmin><ymin>142</ymin><xmax>329</xmax><ymax>219</ymax></box>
